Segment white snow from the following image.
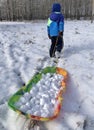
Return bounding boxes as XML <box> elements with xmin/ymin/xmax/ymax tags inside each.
<box><xmin>0</xmin><ymin>20</ymin><xmax>94</xmax><ymax>130</ymax></box>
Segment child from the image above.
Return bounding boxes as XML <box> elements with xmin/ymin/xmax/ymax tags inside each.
<box><xmin>47</xmin><ymin>3</ymin><xmax>64</xmax><ymax>58</ymax></box>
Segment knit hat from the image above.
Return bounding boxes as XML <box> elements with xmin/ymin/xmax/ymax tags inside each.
<box><xmin>52</xmin><ymin>3</ymin><xmax>61</xmax><ymax>12</ymax></box>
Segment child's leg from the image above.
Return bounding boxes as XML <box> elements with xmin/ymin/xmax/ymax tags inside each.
<box><xmin>56</xmin><ymin>36</ymin><xmax>64</xmax><ymax>52</ymax></box>
<box><xmin>49</xmin><ymin>36</ymin><xmax>57</xmax><ymax>57</ymax></box>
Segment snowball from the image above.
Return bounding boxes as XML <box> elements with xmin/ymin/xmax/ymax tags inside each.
<box><xmin>30</xmin><ymin>90</ymin><xmax>35</xmax><ymax>97</ymax></box>
<box><xmin>43</xmin><ymin>97</ymin><xmax>50</xmax><ymax>103</ymax></box>
<box><xmin>35</xmin><ymin>95</ymin><xmax>40</xmax><ymax>99</ymax></box>
<box><xmin>20</xmin><ymin>105</ymin><xmax>27</xmax><ymax>112</ymax></box>
<box><xmin>25</xmin><ymin>102</ymin><xmax>31</xmax><ymax>109</ymax></box>
<box><xmin>42</xmin><ymin>94</ymin><xmax>49</xmax><ymax>98</ymax></box>
<box><xmin>49</xmin><ymin>93</ymin><xmax>54</xmax><ymax>99</ymax></box>
<box><xmin>30</xmin><ymin>89</ymin><xmax>33</xmax><ymax>94</ymax></box>
<box><xmin>45</xmin><ymin>81</ymin><xmax>49</xmax><ymax>85</ymax></box>
<box><xmin>27</xmin><ymin>109</ymin><xmax>35</xmax><ymax>115</ymax></box>
<box><xmin>34</xmin><ymin>111</ymin><xmax>41</xmax><ymax>116</ymax></box>
<box><xmin>36</xmin><ymin>104</ymin><xmax>40</xmax><ymax>109</ymax></box>
<box><xmin>41</xmin><ymin>112</ymin><xmax>48</xmax><ymax>117</ymax></box>
<box><xmin>46</xmin><ymin>73</ymin><xmax>51</xmax><ymax>78</ymax></box>
<box><xmin>53</xmin><ymin>75</ymin><xmax>58</xmax><ymax>80</ymax></box>
<box><xmin>38</xmin><ymin>92</ymin><xmax>43</xmax><ymax>97</ymax></box>
<box><xmin>23</xmin><ymin>92</ymin><xmax>31</xmax><ymax>101</ymax></box>
<box><xmin>24</xmin><ymin>92</ymin><xmax>29</xmax><ymax>97</ymax></box>
<box><xmin>31</xmin><ymin>87</ymin><xmax>37</xmax><ymax>93</ymax></box>
<box><xmin>39</xmin><ymin>86</ymin><xmax>45</xmax><ymax>92</ymax></box>
<box><xmin>19</xmin><ymin>97</ymin><xmax>26</xmax><ymax>104</ymax></box>
<box><xmin>43</xmin><ymin>104</ymin><xmax>50</xmax><ymax>110</ymax></box>
<box><xmin>26</xmin><ymin>110</ymin><xmax>31</xmax><ymax>114</ymax></box>
<box><xmin>36</xmin><ymin>82</ymin><xmax>41</xmax><ymax>88</ymax></box>
<box><xmin>30</xmin><ymin>98</ymin><xmax>35</xmax><ymax>105</ymax></box>
<box><xmin>40</xmin><ymin>98</ymin><xmax>45</xmax><ymax>106</ymax></box>
<box><xmin>15</xmin><ymin>101</ymin><xmax>22</xmax><ymax>107</ymax></box>
<box><xmin>58</xmin><ymin>74</ymin><xmax>64</xmax><ymax>79</ymax></box>
<box><xmin>51</xmin><ymin>99</ymin><xmax>56</xmax><ymax>105</ymax></box>
<box><xmin>35</xmin><ymin>100</ymin><xmax>40</xmax><ymax>105</ymax></box>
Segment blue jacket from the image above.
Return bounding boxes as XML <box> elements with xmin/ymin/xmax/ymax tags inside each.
<box><xmin>47</xmin><ymin>3</ymin><xmax>64</xmax><ymax>37</ymax></box>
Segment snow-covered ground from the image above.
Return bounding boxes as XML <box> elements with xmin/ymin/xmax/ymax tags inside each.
<box><xmin>0</xmin><ymin>20</ymin><xmax>94</xmax><ymax>130</ymax></box>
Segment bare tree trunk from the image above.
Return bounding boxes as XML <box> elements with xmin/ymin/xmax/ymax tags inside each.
<box><xmin>0</xmin><ymin>8</ymin><xmax>2</xmax><ymax>21</ymax></box>
<box><xmin>28</xmin><ymin>0</ymin><xmax>32</xmax><ymax>20</ymax></box>
<box><xmin>6</xmin><ymin>0</ymin><xmax>11</xmax><ymax>20</ymax></box>
<box><xmin>91</xmin><ymin>0</ymin><xmax>94</xmax><ymax>22</ymax></box>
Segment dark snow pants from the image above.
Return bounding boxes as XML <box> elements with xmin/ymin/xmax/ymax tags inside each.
<box><xmin>49</xmin><ymin>36</ymin><xmax>64</xmax><ymax>57</ymax></box>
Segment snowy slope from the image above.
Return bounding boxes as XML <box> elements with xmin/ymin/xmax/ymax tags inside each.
<box><xmin>0</xmin><ymin>20</ymin><xmax>94</xmax><ymax>130</ymax></box>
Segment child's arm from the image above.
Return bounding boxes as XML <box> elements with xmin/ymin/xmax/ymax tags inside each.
<box><xmin>47</xmin><ymin>18</ymin><xmax>51</xmax><ymax>39</ymax></box>
<box><xmin>59</xmin><ymin>15</ymin><xmax>64</xmax><ymax>37</ymax></box>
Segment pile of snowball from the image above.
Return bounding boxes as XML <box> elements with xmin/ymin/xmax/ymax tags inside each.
<box><xmin>15</xmin><ymin>73</ymin><xmax>64</xmax><ymax>117</ymax></box>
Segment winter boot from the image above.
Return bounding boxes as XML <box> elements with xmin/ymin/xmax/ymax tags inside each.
<box><xmin>56</xmin><ymin>51</ymin><xmax>61</xmax><ymax>58</ymax></box>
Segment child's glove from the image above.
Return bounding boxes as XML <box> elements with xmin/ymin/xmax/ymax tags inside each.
<box><xmin>59</xmin><ymin>32</ymin><xmax>63</xmax><ymax>37</ymax></box>
<box><xmin>48</xmin><ymin>34</ymin><xmax>51</xmax><ymax>39</ymax></box>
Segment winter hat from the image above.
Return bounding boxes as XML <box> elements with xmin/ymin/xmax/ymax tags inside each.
<box><xmin>52</xmin><ymin>3</ymin><xmax>61</xmax><ymax>12</ymax></box>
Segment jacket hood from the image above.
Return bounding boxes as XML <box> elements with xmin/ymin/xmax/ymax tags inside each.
<box><xmin>52</xmin><ymin>3</ymin><xmax>61</xmax><ymax>12</ymax></box>
<box><xmin>50</xmin><ymin>12</ymin><xmax>64</xmax><ymax>23</ymax></box>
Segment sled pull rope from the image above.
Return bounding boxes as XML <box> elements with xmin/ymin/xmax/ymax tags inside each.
<box><xmin>24</xmin><ymin>119</ymin><xmax>40</xmax><ymax>130</ymax></box>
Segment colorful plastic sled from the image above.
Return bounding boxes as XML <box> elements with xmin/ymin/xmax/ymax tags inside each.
<box><xmin>8</xmin><ymin>66</ymin><xmax>67</xmax><ymax>121</ymax></box>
